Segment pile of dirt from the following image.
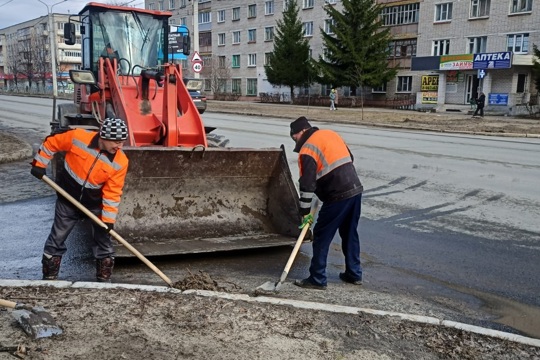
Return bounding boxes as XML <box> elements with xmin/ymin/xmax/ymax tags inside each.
<box><xmin>172</xmin><ymin>270</ymin><xmax>242</xmax><ymax>293</ymax></box>
<box><xmin>1</xmin><ymin>286</ymin><xmax>539</xmax><ymax>359</ymax></box>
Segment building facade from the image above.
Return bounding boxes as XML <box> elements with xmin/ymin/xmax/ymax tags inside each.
<box><xmin>0</xmin><ymin>14</ymin><xmax>81</xmax><ymax>93</ymax></box>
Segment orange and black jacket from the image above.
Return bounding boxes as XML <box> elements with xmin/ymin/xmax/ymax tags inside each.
<box><xmin>294</xmin><ymin>127</ymin><xmax>363</xmax><ymax>215</ymax></box>
<box><xmin>33</xmin><ymin>129</ymin><xmax>129</xmax><ymax>224</ymax></box>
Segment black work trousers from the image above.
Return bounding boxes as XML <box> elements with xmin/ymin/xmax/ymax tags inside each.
<box><xmin>43</xmin><ymin>197</ymin><xmax>115</xmax><ymax>259</ymax></box>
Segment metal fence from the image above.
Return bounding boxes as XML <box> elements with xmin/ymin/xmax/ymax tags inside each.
<box><xmin>291</xmin><ymin>94</ymin><xmax>416</xmax><ymax>110</ymax></box>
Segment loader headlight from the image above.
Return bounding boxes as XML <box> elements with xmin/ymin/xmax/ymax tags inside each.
<box><xmin>69</xmin><ymin>70</ymin><xmax>97</xmax><ymax>85</ymax></box>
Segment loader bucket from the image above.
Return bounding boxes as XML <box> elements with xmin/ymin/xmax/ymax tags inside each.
<box><xmin>114</xmin><ymin>146</ymin><xmax>302</xmax><ymax>257</ymax></box>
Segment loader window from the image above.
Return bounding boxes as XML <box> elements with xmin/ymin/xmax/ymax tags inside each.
<box><xmin>90</xmin><ymin>11</ymin><xmax>165</xmax><ymax>75</ymax></box>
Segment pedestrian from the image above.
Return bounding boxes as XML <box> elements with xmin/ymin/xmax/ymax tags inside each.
<box><xmin>329</xmin><ymin>88</ymin><xmax>336</xmax><ymax>111</ymax></box>
<box><xmin>30</xmin><ymin>118</ymin><xmax>129</xmax><ymax>282</ymax></box>
<box><xmin>289</xmin><ymin>116</ymin><xmax>364</xmax><ymax>290</ymax></box>
<box><xmin>472</xmin><ymin>91</ymin><xmax>485</xmax><ymax>118</ymax></box>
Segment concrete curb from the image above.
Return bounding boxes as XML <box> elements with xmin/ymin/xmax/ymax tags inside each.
<box><xmin>1</xmin><ymin>279</ymin><xmax>539</xmax><ymax>348</ymax></box>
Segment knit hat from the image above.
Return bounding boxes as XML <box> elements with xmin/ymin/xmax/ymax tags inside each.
<box><xmin>290</xmin><ymin>116</ymin><xmax>312</xmax><ymax>137</ymax></box>
<box><xmin>100</xmin><ymin>118</ymin><xmax>128</xmax><ymax>141</ymax></box>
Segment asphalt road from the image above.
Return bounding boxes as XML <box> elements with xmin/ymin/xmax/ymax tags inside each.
<box><xmin>1</xmin><ymin>95</ymin><xmax>539</xmax><ymax>339</ymax></box>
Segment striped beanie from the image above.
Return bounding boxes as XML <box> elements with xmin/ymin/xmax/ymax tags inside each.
<box><xmin>99</xmin><ymin>118</ymin><xmax>128</xmax><ymax>141</ymax></box>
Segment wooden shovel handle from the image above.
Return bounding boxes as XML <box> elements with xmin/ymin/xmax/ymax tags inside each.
<box><xmin>0</xmin><ymin>299</ymin><xmax>17</xmax><ymax>309</ymax></box>
<box><xmin>41</xmin><ymin>175</ymin><xmax>173</xmax><ymax>287</ymax></box>
<box><xmin>278</xmin><ymin>199</ymin><xmax>321</xmax><ymax>284</ymax></box>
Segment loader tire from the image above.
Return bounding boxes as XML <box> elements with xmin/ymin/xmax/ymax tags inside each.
<box><xmin>206</xmin><ymin>133</ymin><xmax>230</xmax><ymax>148</ymax></box>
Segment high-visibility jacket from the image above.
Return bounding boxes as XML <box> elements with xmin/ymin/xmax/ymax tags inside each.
<box><xmin>33</xmin><ymin>129</ymin><xmax>129</xmax><ymax>223</ymax></box>
<box><xmin>294</xmin><ymin>128</ymin><xmax>363</xmax><ymax>214</ymax></box>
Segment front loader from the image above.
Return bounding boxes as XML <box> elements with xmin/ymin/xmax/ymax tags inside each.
<box><xmin>52</xmin><ymin>2</ymin><xmax>301</xmax><ymax>256</ymax></box>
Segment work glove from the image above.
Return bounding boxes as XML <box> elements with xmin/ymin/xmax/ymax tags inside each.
<box><xmin>31</xmin><ymin>166</ymin><xmax>47</xmax><ymax>179</ymax></box>
<box><xmin>299</xmin><ymin>214</ymin><xmax>314</xmax><ymax>229</ymax></box>
<box><xmin>104</xmin><ymin>222</ymin><xmax>114</xmax><ymax>234</ymax></box>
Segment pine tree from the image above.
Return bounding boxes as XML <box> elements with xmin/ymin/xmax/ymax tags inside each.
<box><xmin>316</xmin><ymin>0</ymin><xmax>396</xmax><ymax>112</ymax></box>
<box><xmin>264</xmin><ymin>0</ymin><xmax>314</xmax><ymax>101</ymax></box>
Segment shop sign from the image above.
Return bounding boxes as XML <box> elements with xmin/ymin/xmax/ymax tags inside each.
<box><xmin>439</xmin><ymin>54</ymin><xmax>473</xmax><ymax>70</ymax></box>
<box><xmin>488</xmin><ymin>93</ymin><xmax>509</xmax><ymax>106</ymax></box>
<box><xmin>421</xmin><ymin>92</ymin><xmax>438</xmax><ymax>104</ymax></box>
<box><xmin>421</xmin><ymin>75</ymin><xmax>439</xmax><ymax>91</ymax></box>
<box><xmin>473</xmin><ymin>52</ymin><xmax>512</xmax><ymax>69</ymax></box>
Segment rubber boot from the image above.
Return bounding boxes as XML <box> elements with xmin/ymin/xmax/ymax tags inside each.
<box><xmin>96</xmin><ymin>257</ymin><xmax>115</xmax><ymax>282</ymax></box>
<box><xmin>42</xmin><ymin>254</ymin><xmax>62</xmax><ymax>280</ymax></box>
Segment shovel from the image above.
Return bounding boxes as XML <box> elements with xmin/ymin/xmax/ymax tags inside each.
<box><xmin>256</xmin><ymin>199</ymin><xmax>321</xmax><ymax>292</ymax></box>
<box><xmin>0</xmin><ymin>298</ymin><xmax>63</xmax><ymax>339</ymax></box>
<box><xmin>41</xmin><ymin>175</ymin><xmax>174</xmax><ymax>287</ymax></box>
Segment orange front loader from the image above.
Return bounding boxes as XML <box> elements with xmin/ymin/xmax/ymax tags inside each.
<box><xmin>52</xmin><ymin>2</ymin><xmax>301</xmax><ymax>256</ymax></box>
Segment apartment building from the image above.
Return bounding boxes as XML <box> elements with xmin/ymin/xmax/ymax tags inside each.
<box><xmin>413</xmin><ymin>0</ymin><xmax>539</xmax><ymax>112</ymax></box>
<box><xmin>0</xmin><ymin>14</ymin><xmax>81</xmax><ymax>92</ymax></box>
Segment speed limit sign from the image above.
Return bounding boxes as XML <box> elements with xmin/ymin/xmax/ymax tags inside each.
<box><xmin>192</xmin><ymin>62</ymin><xmax>203</xmax><ymax>73</ymax></box>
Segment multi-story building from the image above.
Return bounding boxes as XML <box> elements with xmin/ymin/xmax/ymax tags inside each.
<box><xmin>413</xmin><ymin>0</ymin><xmax>539</xmax><ymax>113</ymax></box>
<box><xmin>163</xmin><ymin>0</ymin><xmax>539</xmax><ymax>112</ymax></box>
<box><xmin>0</xmin><ymin>14</ymin><xmax>81</xmax><ymax>93</ymax></box>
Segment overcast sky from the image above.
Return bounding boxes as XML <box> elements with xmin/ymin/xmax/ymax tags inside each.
<box><xmin>0</xmin><ymin>0</ymin><xmax>145</xmax><ymax>30</ymax></box>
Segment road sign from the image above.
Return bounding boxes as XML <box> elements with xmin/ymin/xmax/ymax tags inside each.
<box><xmin>192</xmin><ymin>62</ymin><xmax>203</xmax><ymax>73</ymax></box>
<box><xmin>192</xmin><ymin>51</ymin><xmax>202</xmax><ymax>63</ymax></box>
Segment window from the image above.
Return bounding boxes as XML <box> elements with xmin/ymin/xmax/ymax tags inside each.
<box><xmin>232</xmin><ymin>54</ymin><xmax>240</xmax><ymax>68</ymax></box>
<box><xmin>265</xmin><ymin>0</ymin><xmax>274</xmax><ymax>15</ymax></box>
<box><xmin>232</xmin><ymin>7</ymin><xmax>240</xmax><ymax>21</ymax></box>
<box><xmin>468</xmin><ymin>36</ymin><xmax>487</xmax><ymax>53</ymax></box>
<box><xmin>248</xmin><ymin>29</ymin><xmax>257</xmax><ymax>43</ymax></box>
<box><xmin>264</xmin><ymin>52</ymin><xmax>272</xmax><ymax>65</ymax></box>
<box><xmin>218</xmin><ymin>33</ymin><xmax>225</xmax><ymax>46</ymax></box>
<box><xmin>233</xmin><ymin>31</ymin><xmax>241</xmax><ymax>44</ymax></box>
<box><xmin>217</xmin><ymin>10</ymin><xmax>225</xmax><ymax>23</ymax></box>
<box><xmin>507</xmin><ymin>33</ymin><xmax>529</xmax><ymax>53</ymax></box>
<box><xmin>180</xmin><ymin>0</ymin><xmax>186</xmax><ymax>6</ymax></box>
<box><xmin>303</xmin><ymin>21</ymin><xmax>313</xmax><ymax>37</ymax></box>
<box><xmin>324</xmin><ymin>19</ymin><xmax>335</xmax><ymax>34</ymax></box>
<box><xmin>218</xmin><ymin>56</ymin><xmax>226</xmax><ymax>68</ymax></box>
<box><xmin>248</xmin><ymin>4</ymin><xmax>257</xmax><ymax>18</ymax></box>
<box><xmin>372</xmin><ymin>83</ymin><xmax>387</xmax><ymax>93</ymax></box>
<box><xmin>265</xmin><ymin>27</ymin><xmax>274</xmax><ymax>41</ymax></box>
<box><xmin>180</xmin><ymin>17</ymin><xmax>187</xmax><ymax>26</ymax></box>
<box><xmin>283</xmin><ymin>0</ymin><xmax>293</xmax><ymax>10</ymax></box>
<box><xmin>232</xmin><ymin>79</ymin><xmax>242</xmax><ymax>94</ymax></box>
<box><xmin>432</xmin><ymin>39</ymin><xmax>450</xmax><ymax>56</ymax></box>
<box><xmin>199</xmin><ymin>11</ymin><xmax>211</xmax><ymax>24</ymax></box>
<box><xmin>388</xmin><ymin>39</ymin><xmax>417</xmax><ymax>58</ymax></box>
<box><xmin>397</xmin><ymin>76</ymin><xmax>412</xmax><ymax>92</ymax></box>
<box><xmin>327</xmin><ymin>0</ymin><xmax>337</xmax><ymax>4</ymax></box>
<box><xmin>517</xmin><ymin>74</ymin><xmax>527</xmax><ymax>93</ymax></box>
<box><xmin>158</xmin><ymin>1</ymin><xmax>164</xmax><ymax>10</ymax></box>
<box><xmin>435</xmin><ymin>3</ymin><xmax>453</xmax><ymax>22</ymax></box>
<box><xmin>200</xmin><ymin>32</ymin><xmax>212</xmax><ymax>47</ymax></box>
<box><xmin>381</xmin><ymin>3</ymin><xmax>419</xmax><ymax>26</ymax></box>
<box><xmin>169</xmin><ymin>0</ymin><xmax>175</xmax><ymax>9</ymax></box>
<box><xmin>470</xmin><ymin>0</ymin><xmax>490</xmax><ymax>18</ymax></box>
<box><xmin>511</xmin><ymin>0</ymin><xmax>532</xmax><ymax>13</ymax></box>
<box><xmin>303</xmin><ymin>0</ymin><xmax>314</xmax><ymax>9</ymax></box>
<box><xmin>248</xmin><ymin>53</ymin><xmax>257</xmax><ymax>67</ymax></box>
<box><xmin>247</xmin><ymin>79</ymin><xmax>257</xmax><ymax>96</ymax></box>
<box><xmin>148</xmin><ymin>3</ymin><xmax>155</xmax><ymax>10</ymax></box>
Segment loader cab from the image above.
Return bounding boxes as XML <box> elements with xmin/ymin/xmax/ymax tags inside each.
<box><xmin>64</xmin><ymin>3</ymin><xmax>190</xmax><ymax>77</ymax></box>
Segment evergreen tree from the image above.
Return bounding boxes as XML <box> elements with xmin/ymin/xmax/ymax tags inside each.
<box><xmin>532</xmin><ymin>45</ymin><xmax>540</xmax><ymax>93</ymax></box>
<box><xmin>316</xmin><ymin>0</ymin><xmax>396</xmax><ymax>104</ymax></box>
<box><xmin>265</xmin><ymin>0</ymin><xmax>314</xmax><ymax>101</ymax></box>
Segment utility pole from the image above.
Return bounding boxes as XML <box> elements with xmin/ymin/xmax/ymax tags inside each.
<box><xmin>37</xmin><ymin>0</ymin><xmax>67</xmax><ymax>122</ymax></box>
<box><xmin>193</xmin><ymin>0</ymin><xmax>199</xmax><ymax>79</ymax></box>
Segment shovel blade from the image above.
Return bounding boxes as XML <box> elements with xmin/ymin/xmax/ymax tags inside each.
<box><xmin>256</xmin><ymin>281</ymin><xmax>278</xmax><ymax>292</ymax></box>
<box><xmin>11</xmin><ymin>307</ymin><xmax>63</xmax><ymax>339</ymax></box>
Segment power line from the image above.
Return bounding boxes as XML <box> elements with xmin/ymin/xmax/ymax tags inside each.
<box><xmin>0</xmin><ymin>0</ymin><xmax>15</xmax><ymax>9</ymax></box>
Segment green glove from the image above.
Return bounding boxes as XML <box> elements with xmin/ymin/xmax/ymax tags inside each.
<box><xmin>299</xmin><ymin>214</ymin><xmax>314</xmax><ymax>229</ymax></box>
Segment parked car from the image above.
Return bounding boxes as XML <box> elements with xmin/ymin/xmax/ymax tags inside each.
<box><xmin>183</xmin><ymin>78</ymin><xmax>207</xmax><ymax>114</ymax></box>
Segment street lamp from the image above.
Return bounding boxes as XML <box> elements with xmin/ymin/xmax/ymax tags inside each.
<box><xmin>192</xmin><ymin>0</ymin><xmax>199</xmax><ymax>79</ymax></box>
<box><xmin>37</xmin><ymin>0</ymin><xmax>67</xmax><ymax>121</ymax></box>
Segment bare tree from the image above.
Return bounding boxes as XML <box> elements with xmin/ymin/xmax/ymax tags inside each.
<box><xmin>201</xmin><ymin>55</ymin><xmax>232</xmax><ymax>94</ymax></box>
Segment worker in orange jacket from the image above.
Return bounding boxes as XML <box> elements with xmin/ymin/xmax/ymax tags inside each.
<box><xmin>290</xmin><ymin>116</ymin><xmax>363</xmax><ymax>290</ymax></box>
<box><xmin>31</xmin><ymin>118</ymin><xmax>129</xmax><ymax>282</ymax></box>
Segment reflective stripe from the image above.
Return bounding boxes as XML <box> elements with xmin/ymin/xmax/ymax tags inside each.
<box><xmin>101</xmin><ymin>209</ymin><xmax>117</xmax><ymax>221</ymax></box>
<box><xmin>299</xmin><ymin>130</ymin><xmax>352</xmax><ymax>180</ymax></box>
<box><xmin>303</xmin><ymin>143</ymin><xmax>328</xmax><ymax>172</ymax></box>
<box><xmin>299</xmin><ymin>191</ymin><xmax>314</xmax><ymax>210</ymax></box>
<box><xmin>319</xmin><ymin>156</ymin><xmax>352</xmax><ymax>178</ymax></box>
<box><xmin>40</xmin><ymin>145</ymin><xmax>55</xmax><ymax>157</ymax></box>
<box><xmin>34</xmin><ymin>152</ymin><xmax>51</xmax><ymax>166</ymax></box>
<box><xmin>65</xmin><ymin>162</ymin><xmax>103</xmax><ymax>189</ymax></box>
<box><xmin>103</xmin><ymin>198</ymin><xmax>119</xmax><ymax>208</ymax></box>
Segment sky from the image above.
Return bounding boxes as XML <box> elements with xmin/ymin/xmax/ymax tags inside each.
<box><xmin>0</xmin><ymin>0</ymin><xmax>145</xmax><ymax>30</ymax></box>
